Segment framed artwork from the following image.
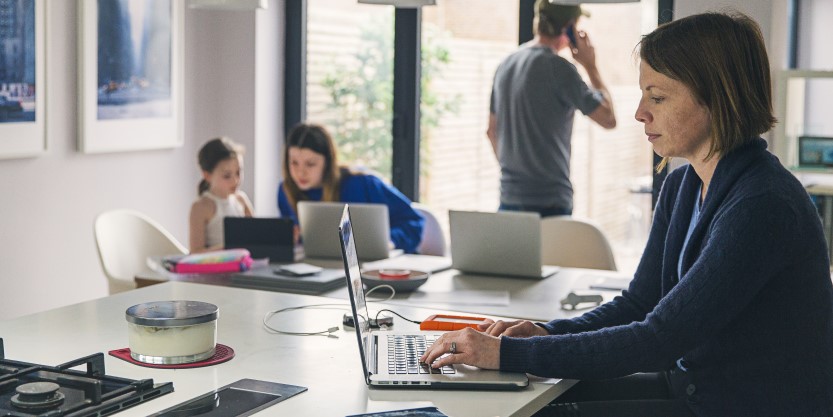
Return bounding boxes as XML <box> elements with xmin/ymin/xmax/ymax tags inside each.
<box><xmin>0</xmin><ymin>0</ymin><xmax>45</xmax><ymax>159</ymax></box>
<box><xmin>78</xmin><ymin>0</ymin><xmax>183</xmax><ymax>153</ymax></box>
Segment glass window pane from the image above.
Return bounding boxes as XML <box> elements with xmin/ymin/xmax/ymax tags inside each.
<box><xmin>306</xmin><ymin>0</ymin><xmax>394</xmax><ymax>179</ymax></box>
<box><xmin>419</xmin><ymin>1</ymin><xmax>657</xmax><ymax>273</ymax></box>
<box><xmin>418</xmin><ymin>0</ymin><xmax>518</xmax><ymax>217</ymax></box>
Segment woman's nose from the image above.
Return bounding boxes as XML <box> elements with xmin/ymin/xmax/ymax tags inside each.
<box><xmin>634</xmin><ymin>104</ymin><xmax>651</xmax><ymax>124</ymax></box>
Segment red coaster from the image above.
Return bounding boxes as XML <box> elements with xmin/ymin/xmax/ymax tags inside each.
<box><xmin>108</xmin><ymin>343</ymin><xmax>235</xmax><ymax>369</ymax></box>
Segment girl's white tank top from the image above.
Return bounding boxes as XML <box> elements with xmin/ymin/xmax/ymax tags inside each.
<box><xmin>202</xmin><ymin>191</ymin><xmax>246</xmax><ymax>249</ymax></box>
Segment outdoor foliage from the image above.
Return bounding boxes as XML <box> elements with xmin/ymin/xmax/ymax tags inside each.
<box><xmin>321</xmin><ymin>18</ymin><xmax>460</xmax><ymax>180</ymax></box>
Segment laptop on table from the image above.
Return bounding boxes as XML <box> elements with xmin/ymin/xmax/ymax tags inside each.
<box><xmin>449</xmin><ymin>210</ymin><xmax>560</xmax><ymax>279</ymax></box>
<box><xmin>224</xmin><ymin>217</ymin><xmax>295</xmax><ymax>263</ymax></box>
<box><xmin>338</xmin><ymin>205</ymin><xmax>529</xmax><ymax>390</ymax></box>
<box><xmin>300</xmin><ymin>201</ymin><xmax>394</xmax><ymax>261</ymax></box>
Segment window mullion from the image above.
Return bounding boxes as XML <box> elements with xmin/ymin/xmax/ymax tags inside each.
<box><xmin>392</xmin><ymin>7</ymin><xmax>421</xmax><ymax>201</ymax></box>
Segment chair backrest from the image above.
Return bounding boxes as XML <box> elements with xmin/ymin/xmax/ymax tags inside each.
<box><xmin>93</xmin><ymin>209</ymin><xmax>187</xmax><ymax>294</ymax></box>
<box><xmin>412</xmin><ymin>203</ymin><xmax>448</xmax><ymax>256</ymax></box>
<box><xmin>540</xmin><ymin>216</ymin><xmax>617</xmax><ymax>271</ymax></box>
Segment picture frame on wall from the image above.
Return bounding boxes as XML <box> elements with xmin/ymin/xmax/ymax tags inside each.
<box><xmin>0</xmin><ymin>0</ymin><xmax>46</xmax><ymax>160</ymax></box>
<box><xmin>78</xmin><ymin>0</ymin><xmax>183</xmax><ymax>153</ymax></box>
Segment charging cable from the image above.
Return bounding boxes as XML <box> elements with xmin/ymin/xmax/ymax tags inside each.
<box><xmin>261</xmin><ymin>284</ymin><xmax>416</xmax><ymax>337</ymax></box>
<box><xmin>262</xmin><ymin>303</ymin><xmax>346</xmax><ymax>338</ymax></box>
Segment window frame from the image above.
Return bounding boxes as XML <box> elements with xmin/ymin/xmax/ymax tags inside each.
<box><xmin>283</xmin><ymin>0</ymin><xmax>674</xmax><ymax>206</ymax></box>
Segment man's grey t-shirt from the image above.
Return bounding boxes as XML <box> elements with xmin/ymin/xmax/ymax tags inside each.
<box><xmin>490</xmin><ymin>45</ymin><xmax>603</xmax><ymax>208</ymax></box>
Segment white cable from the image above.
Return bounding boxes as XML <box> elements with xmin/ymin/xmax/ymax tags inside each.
<box><xmin>261</xmin><ymin>284</ymin><xmax>398</xmax><ymax>337</ymax></box>
<box><xmin>262</xmin><ymin>303</ymin><xmax>347</xmax><ymax>338</ymax></box>
<box><xmin>365</xmin><ymin>284</ymin><xmax>396</xmax><ymax>302</ymax></box>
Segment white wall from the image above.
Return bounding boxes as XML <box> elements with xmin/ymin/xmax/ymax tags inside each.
<box><xmin>675</xmin><ymin>0</ymin><xmax>790</xmax><ymax>71</ymax></box>
<box><xmin>799</xmin><ymin>0</ymin><xmax>833</xmax><ymax>134</ymax></box>
<box><xmin>0</xmin><ymin>2</ymin><xmax>281</xmax><ymax>319</ymax></box>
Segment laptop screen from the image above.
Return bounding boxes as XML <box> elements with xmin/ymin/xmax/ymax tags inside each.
<box><xmin>301</xmin><ymin>202</ymin><xmax>391</xmax><ymax>261</ymax></box>
<box><xmin>338</xmin><ymin>205</ymin><xmax>372</xmax><ymax>382</ymax></box>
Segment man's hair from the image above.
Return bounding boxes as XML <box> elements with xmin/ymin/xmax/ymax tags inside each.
<box><xmin>534</xmin><ymin>0</ymin><xmax>583</xmax><ymax>37</ymax></box>
<box><xmin>639</xmin><ymin>11</ymin><xmax>776</xmax><ymax>168</ymax></box>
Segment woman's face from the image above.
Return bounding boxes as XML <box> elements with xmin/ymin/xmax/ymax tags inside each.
<box><xmin>635</xmin><ymin>61</ymin><xmax>713</xmax><ymax>163</ymax></box>
<box><xmin>288</xmin><ymin>146</ymin><xmax>326</xmax><ymax>190</ymax></box>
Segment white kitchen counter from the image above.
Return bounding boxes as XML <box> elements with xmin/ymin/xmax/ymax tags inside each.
<box><xmin>0</xmin><ymin>282</ymin><xmax>575</xmax><ymax>416</ymax></box>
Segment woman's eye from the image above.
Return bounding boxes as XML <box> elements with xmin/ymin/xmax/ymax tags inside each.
<box><xmin>650</xmin><ymin>96</ymin><xmax>664</xmax><ymax>104</ymax></box>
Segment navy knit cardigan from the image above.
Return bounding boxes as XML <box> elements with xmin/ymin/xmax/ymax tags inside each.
<box><xmin>501</xmin><ymin>138</ymin><xmax>833</xmax><ymax>416</ymax></box>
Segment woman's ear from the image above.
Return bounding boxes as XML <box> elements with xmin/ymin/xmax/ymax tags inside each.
<box><xmin>201</xmin><ymin>170</ymin><xmax>212</xmax><ymax>182</ymax></box>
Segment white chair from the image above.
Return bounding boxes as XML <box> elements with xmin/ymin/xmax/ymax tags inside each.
<box><xmin>412</xmin><ymin>203</ymin><xmax>448</xmax><ymax>256</ymax></box>
<box><xmin>94</xmin><ymin>209</ymin><xmax>187</xmax><ymax>294</ymax></box>
<box><xmin>540</xmin><ymin>216</ymin><xmax>618</xmax><ymax>271</ymax></box>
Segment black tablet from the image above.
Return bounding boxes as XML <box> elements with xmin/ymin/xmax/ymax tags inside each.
<box><xmin>224</xmin><ymin>217</ymin><xmax>295</xmax><ymax>262</ymax></box>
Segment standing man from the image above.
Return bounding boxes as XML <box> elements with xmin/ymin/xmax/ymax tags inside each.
<box><xmin>488</xmin><ymin>0</ymin><xmax>616</xmax><ymax>217</ymax></box>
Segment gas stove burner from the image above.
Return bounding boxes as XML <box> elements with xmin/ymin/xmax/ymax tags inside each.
<box><xmin>10</xmin><ymin>382</ymin><xmax>65</xmax><ymax>410</ymax></box>
<box><xmin>0</xmin><ymin>338</ymin><xmax>174</xmax><ymax>416</ymax></box>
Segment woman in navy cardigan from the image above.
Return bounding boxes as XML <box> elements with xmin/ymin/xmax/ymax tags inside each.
<box><xmin>278</xmin><ymin>123</ymin><xmax>424</xmax><ymax>254</ymax></box>
<box><xmin>421</xmin><ymin>11</ymin><xmax>833</xmax><ymax>417</ymax></box>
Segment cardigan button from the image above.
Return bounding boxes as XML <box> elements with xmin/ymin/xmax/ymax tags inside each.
<box><xmin>686</xmin><ymin>384</ymin><xmax>696</xmax><ymax>396</ymax></box>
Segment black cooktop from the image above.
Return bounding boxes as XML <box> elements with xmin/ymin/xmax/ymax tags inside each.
<box><xmin>0</xmin><ymin>338</ymin><xmax>173</xmax><ymax>416</ymax></box>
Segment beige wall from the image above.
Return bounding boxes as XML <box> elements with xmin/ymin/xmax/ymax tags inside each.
<box><xmin>0</xmin><ymin>3</ymin><xmax>281</xmax><ymax>320</ymax></box>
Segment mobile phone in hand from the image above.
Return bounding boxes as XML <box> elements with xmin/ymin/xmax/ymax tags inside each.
<box><xmin>566</xmin><ymin>25</ymin><xmax>577</xmax><ymax>48</ymax></box>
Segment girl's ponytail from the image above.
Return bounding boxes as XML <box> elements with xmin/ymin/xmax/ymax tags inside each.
<box><xmin>198</xmin><ymin>179</ymin><xmax>210</xmax><ymax>196</ymax></box>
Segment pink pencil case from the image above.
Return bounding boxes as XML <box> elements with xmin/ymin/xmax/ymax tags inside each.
<box><xmin>163</xmin><ymin>248</ymin><xmax>253</xmax><ymax>274</ymax></box>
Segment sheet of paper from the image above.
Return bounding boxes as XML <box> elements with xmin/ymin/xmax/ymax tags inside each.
<box><xmin>407</xmin><ymin>290</ymin><xmax>510</xmax><ymax>306</ymax></box>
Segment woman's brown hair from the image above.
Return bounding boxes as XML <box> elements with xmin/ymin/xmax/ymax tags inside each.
<box><xmin>281</xmin><ymin>123</ymin><xmax>342</xmax><ymax>214</ymax></box>
<box><xmin>638</xmin><ymin>11</ymin><xmax>776</xmax><ymax>171</ymax></box>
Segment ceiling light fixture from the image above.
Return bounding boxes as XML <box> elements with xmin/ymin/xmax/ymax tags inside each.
<box><xmin>188</xmin><ymin>0</ymin><xmax>268</xmax><ymax>10</ymax></box>
<box><xmin>357</xmin><ymin>0</ymin><xmax>437</xmax><ymax>8</ymax></box>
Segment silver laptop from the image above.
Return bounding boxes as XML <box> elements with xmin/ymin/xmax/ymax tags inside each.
<box><xmin>298</xmin><ymin>201</ymin><xmax>391</xmax><ymax>261</ymax></box>
<box><xmin>338</xmin><ymin>205</ymin><xmax>528</xmax><ymax>390</ymax></box>
<box><xmin>449</xmin><ymin>210</ymin><xmax>560</xmax><ymax>279</ymax></box>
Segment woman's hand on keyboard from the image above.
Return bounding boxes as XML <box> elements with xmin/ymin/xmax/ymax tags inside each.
<box><xmin>419</xmin><ymin>327</ymin><xmax>501</xmax><ymax>370</ymax></box>
<box><xmin>480</xmin><ymin>319</ymin><xmax>549</xmax><ymax>338</ymax></box>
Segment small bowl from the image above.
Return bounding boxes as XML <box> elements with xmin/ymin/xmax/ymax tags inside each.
<box><xmin>361</xmin><ymin>269</ymin><xmax>430</xmax><ymax>292</ymax></box>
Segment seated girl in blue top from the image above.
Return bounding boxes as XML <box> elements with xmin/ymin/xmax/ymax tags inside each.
<box><xmin>278</xmin><ymin>123</ymin><xmax>424</xmax><ymax>254</ymax></box>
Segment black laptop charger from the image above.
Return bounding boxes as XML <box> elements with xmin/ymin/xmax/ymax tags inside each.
<box><xmin>342</xmin><ymin>313</ymin><xmax>393</xmax><ymax>328</ymax></box>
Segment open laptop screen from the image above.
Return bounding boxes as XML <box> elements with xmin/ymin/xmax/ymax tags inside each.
<box><xmin>338</xmin><ymin>205</ymin><xmax>373</xmax><ymax>383</ymax></box>
<box><xmin>300</xmin><ymin>202</ymin><xmax>390</xmax><ymax>261</ymax></box>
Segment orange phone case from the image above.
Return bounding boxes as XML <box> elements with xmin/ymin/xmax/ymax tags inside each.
<box><xmin>419</xmin><ymin>314</ymin><xmax>489</xmax><ymax>331</ymax></box>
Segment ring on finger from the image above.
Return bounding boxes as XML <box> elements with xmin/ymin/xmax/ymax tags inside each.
<box><xmin>449</xmin><ymin>341</ymin><xmax>457</xmax><ymax>354</ymax></box>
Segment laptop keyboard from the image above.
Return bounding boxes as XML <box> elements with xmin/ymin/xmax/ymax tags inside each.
<box><xmin>387</xmin><ymin>334</ymin><xmax>456</xmax><ymax>375</ymax></box>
